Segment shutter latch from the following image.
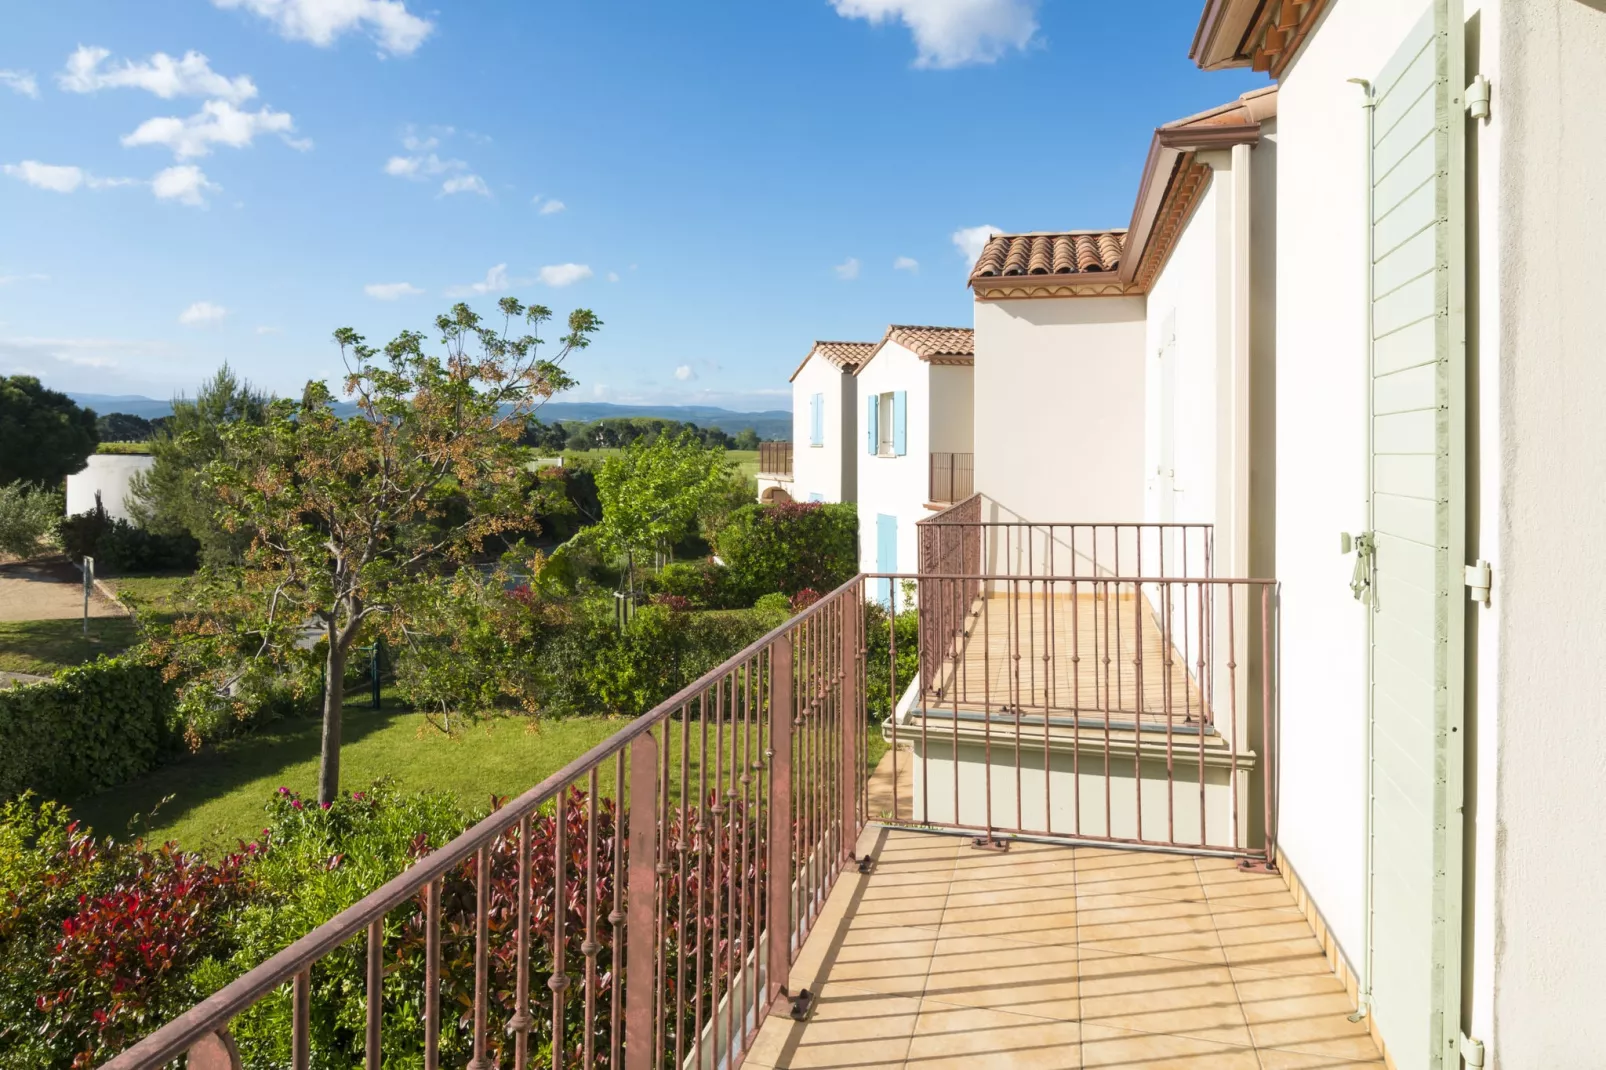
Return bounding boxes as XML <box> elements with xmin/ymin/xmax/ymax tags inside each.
<box><xmin>1342</xmin><ymin>531</ymin><xmax>1375</xmax><ymax>604</ymax></box>
<box><xmin>1465</xmin><ymin>560</ymin><xmax>1492</xmax><ymax>606</ymax></box>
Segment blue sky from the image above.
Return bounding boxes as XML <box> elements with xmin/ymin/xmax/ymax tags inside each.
<box><xmin>0</xmin><ymin>1</ymin><xmax>1263</xmax><ymax>411</ymax></box>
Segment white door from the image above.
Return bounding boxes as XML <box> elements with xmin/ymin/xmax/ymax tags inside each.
<box><xmin>1365</xmin><ymin>3</ymin><xmax>1466</xmax><ymax>1067</ymax></box>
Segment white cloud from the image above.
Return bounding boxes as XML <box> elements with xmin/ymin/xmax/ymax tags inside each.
<box><xmin>364</xmin><ymin>281</ymin><xmax>423</xmax><ymax>300</ymax></box>
<box><xmin>57</xmin><ymin>46</ymin><xmax>257</xmax><ymax>103</ymax></box>
<box><xmin>440</xmin><ymin>173</ymin><xmax>489</xmax><ymax>197</ymax></box>
<box><xmin>152</xmin><ymin>164</ymin><xmax>219</xmax><ymax>206</ymax></box>
<box><xmin>0</xmin><ymin>273</ymin><xmax>49</xmax><ymax>286</ymax></box>
<box><xmin>211</xmin><ymin>0</ymin><xmax>434</xmax><ymax>55</ymax></box>
<box><xmin>894</xmin><ymin>256</ymin><xmax>919</xmax><ymax>273</ymax></box>
<box><xmin>834</xmin><ymin>257</ymin><xmax>861</xmax><ymax>281</ymax></box>
<box><xmin>446</xmin><ymin>264</ymin><xmax>511</xmax><ymax>297</ymax></box>
<box><xmin>537</xmin><ymin>198</ymin><xmax>566</xmax><ymax>215</ymax></box>
<box><xmin>178</xmin><ymin>301</ymin><xmax>229</xmax><ymax>326</ymax></box>
<box><xmin>385</xmin><ymin>151</ymin><xmax>463</xmax><ymax>177</ymax></box>
<box><xmin>0</xmin><ymin>70</ymin><xmax>39</xmax><ymax>98</ymax></box>
<box><xmin>830</xmin><ymin>0</ymin><xmax>1039</xmax><ymax>68</ymax></box>
<box><xmin>255</xmin><ymin>325</ymin><xmax>283</xmax><ymax>335</ymax></box>
<box><xmin>400</xmin><ymin>127</ymin><xmax>437</xmax><ymax>151</ymax></box>
<box><xmin>607</xmin><ymin>271</ymin><xmax>620</xmax><ymax>283</ymax></box>
<box><xmin>538</xmin><ymin>263</ymin><xmax>592</xmax><ymax>287</ymax></box>
<box><xmin>952</xmin><ymin>223</ymin><xmax>1001</xmax><ymax>263</ymax></box>
<box><xmin>674</xmin><ymin>364</ymin><xmax>695</xmax><ymax>382</ymax></box>
<box><xmin>3</xmin><ymin>161</ymin><xmax>87</xmax><ymax>192</ymax></box>
<box><xmin>122</xmin><ymin>100</ymin><xmax>304</xmax><ymax>159</ymax></box>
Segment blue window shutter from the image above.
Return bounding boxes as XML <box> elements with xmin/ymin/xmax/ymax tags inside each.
<box><xmin>810</xmin><ymin>393</ymin><xmax>823</xmax><ymax>445</ymax></box>
<box><xmin>893</xmin><ymin>391</ymin><xmax>907</xmax><ymax>456</ymax></box>
<box><xmin>866</xmin><ymin>395</ymin><xmax>878</xmax><ymax>455</ymax></box>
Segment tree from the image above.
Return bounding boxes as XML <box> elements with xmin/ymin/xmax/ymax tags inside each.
<box><xmin>129</xmin><ymin>365</ymin><xmax>269</xmax><ymax>567</ymax></box>
<box><xmin>582</xmin><ymin>430</ymin><xmax>731</xmax><ymax>595</ymax></box>
<box><xmin>163</xmin><ymin>300</ymin><xmax>598</xmax><ymax>804</ymax></box>
<box><xmin>732</xmin><ymin>428</ymin><xmax>760</xmax><ymax>450</ymax></box>
<box><xmin>0</xmin><ymin>376</ymin><xmax>98</xmax><ymax>486</ymax></box>
<box><xmin>95</xmin><ymin>412</ymin><xmax>154</xmax><ymax>442</ymax></box>
<box><xmin>0</xmin><ymin>481</ymin><xmax>59</xmax><ymax>558</ymax></box>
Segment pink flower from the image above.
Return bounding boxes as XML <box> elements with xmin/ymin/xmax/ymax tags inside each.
<box><xmin>320</xmin><ymin>801</ymin><xmax>332</xmax><ymax>810</ymax></box>
<box><xmin>290</xmin><ymin>799</ymin><xmax>303</xmax><ymax>810</ymax></box>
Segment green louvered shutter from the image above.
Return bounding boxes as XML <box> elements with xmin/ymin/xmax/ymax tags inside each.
<box><xmin>866</xmin><ymin>395</ymin><xmax>878</xmax><ymax>454</ymax></box>
<box><xmin>893</xmin><ymin>391</ymin><xmax>907</xmax><ymax>456</ymax></box>
<box><xmin>1365</xmin><ymin>2</ymin><xmax>1466</xmax><ymax>1067</ymax></box>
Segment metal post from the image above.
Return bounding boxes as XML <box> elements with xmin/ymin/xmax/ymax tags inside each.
<box><xmin>840</xmin><ymin>598</ymin><xmax>858</xmax><ymax>861</ymax></box>
<box><xmin>371</xmin><ymin>639</ymin><xmax>382</xmax><ymax>709</ymax></box>
<box><xmin>81</xmin><ymin>555</ymin><xmax>93</xmax><ymax>638</ymax></box>
<box><xmin>766</xmin><ymin>636</ymin><xmax>794</xmax><ymax>1006</ymax></box>
<box><xmin>624</xmin><ymin>732</ymin><xmax>659</xmax><ymax>1070</ymax></box>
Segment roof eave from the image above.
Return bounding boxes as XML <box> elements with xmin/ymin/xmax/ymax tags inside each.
<box><xmin>1120</xmin><ymin>121</ymin><xmax>1263</xmax><ymax>286</ymax></box>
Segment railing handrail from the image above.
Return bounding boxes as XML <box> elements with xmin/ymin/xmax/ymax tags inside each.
<box><xmin>916</xmin><ymin>491</ymin><xmax>980</xmax><ymax>525</ymax></box>
<box><xmin>102</xmin><ymin>572</ymin><xmax>864</xmax><ymax>1070</ymax></box>
<box><xmin>868</xmin><ymin>571</ymin><xmax>1276</xmax><ymax>585</ymax></box>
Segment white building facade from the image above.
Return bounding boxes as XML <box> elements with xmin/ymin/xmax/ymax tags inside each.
<box><xmin>776</xmin><ymin>340</ymin><xmax>872</xmax><ymax>505</ymax></box>
<box><xmin>852</xmin><ymin>326</ymin><xmax>974</xmax><ymax>593</ymax></box>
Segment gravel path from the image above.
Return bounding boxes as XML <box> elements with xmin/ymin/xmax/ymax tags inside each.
<box><xmin>0</xmin><ymin>560</ymin><xmax>127</xmax><ymax>622</ymax></box>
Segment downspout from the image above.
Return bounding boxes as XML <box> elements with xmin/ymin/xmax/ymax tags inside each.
<box><xmin>1230</xmin><ymin>141</ymin><xmax>1252</xmax><ymax>580</ymax></box>
<box><xmin>1346</xmin><ymin>75</ymin><xmax>1377</xmax><ymax>1024</ymax></box>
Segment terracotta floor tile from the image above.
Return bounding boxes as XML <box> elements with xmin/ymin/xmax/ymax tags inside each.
<box><xmin>815</xmin><ymin>924</ymin><xmax>935</xmax><ymax>997</ymax></box>
<box><xmin>1076</xmin><ymin>949</ymin><xmax>1251</xmax><ymax>1047</ymax></box>
<box><xmin>1078</xmin><ymin>1023</ymin><xmax>1261</xmax><ymax>1068</ymax></box>
<box><xmin>1212</xmin><ymin>909</ymin><xmax>1326</xmax><ymax>948</ymax></box>
<box><xmin>907</xmin><ymin>1001</ymin><xmax>1082</xmax><ymax>1068</ymax></box>
<box><xmin>1076</xmin><ymin>854</ymin><xmax>1206</xmax><ymax>903</ymax></box>
<box><xmin>1233</xmin><ymin>969</ymin><xmax>1381</xmax><ymax>1062</ymax></box>
<box><xmin>923</xmin><ymin>932</ymin><xmax>1080</xmax><ymax>1019</ymax></box>
<box><xmin>1075</xmin><ymin>893</ymin><xmax>1223</xmax><ymax>962</ymax></box>
<box><xmin>939</xmin><ymin>888</ymin><xmax>1079</xmax><ymax>944</ymax></box>
<box><xmin>745</xmin><ymin>985</ymin><xmax>919</xmax><ymax>1069</ymax></box>
<box><xmin>1254</xmin><ymin>1049</ymin><xmax>1387</xmax><ymax>1069</ymax></box>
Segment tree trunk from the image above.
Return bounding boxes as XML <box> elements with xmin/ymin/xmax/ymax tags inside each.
<box><xmin>318</xmin><ymin>626</ymin><xmax>346</xmax><ymax>805</ymax></box>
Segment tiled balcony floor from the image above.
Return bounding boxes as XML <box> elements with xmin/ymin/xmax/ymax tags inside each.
<box><xmin>746</xmin><ymin>828</ymin><xmax>1383</xmax><ymax>1069</ymax></box>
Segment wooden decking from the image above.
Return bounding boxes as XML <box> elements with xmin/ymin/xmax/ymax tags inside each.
<box><xmin>926</xmin><ymin>593</ymin><xmax>1214</xmax><ymax>731</ymax></box>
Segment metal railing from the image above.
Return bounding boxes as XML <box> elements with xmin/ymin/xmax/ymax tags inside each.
<box><xmin>757</xmin><ymin>442</ymin><xmax>792</xmax><ymax>478</ymax></box>
<box><xmin>106</xmin><ymin>578</ymin><xmax>869</xmax><ymax>1070</ymax></box>
<box><xmin>927</xmin><ymin>452</ymin><xmax>973</xmax><ymax>503</ymax></box>
<box><xmin>875</xmin><ymin>571</ymin><xmax>1278</xmax><ymax>860</ymax></box>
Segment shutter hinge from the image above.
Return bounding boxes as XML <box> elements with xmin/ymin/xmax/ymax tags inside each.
<box><xmin>1466</xmin><ymin>74</ymin><xmax>1491</xmax><ymax>122</ymax></box>
<box><xmin>1343</xmin><ymin>531</ymin><xmax>1375</xmax><ymax>604</ymax></box>
<box><xmin>1465</xmin><ymin>560</ymin><xmax>1492</xmax><ymax>606</ymax></box>
<box><xmin>1459</xmin><ymin>1032</ymin><xmax>1487</xmax><ymax>1067</ymax></box>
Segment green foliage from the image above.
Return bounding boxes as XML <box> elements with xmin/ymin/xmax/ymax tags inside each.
<box><xmin>195</xmin><ymin>782</ymin><xmax>467</xmax><ymax>1070</ymax></box>
<box><xmin>530</xmin><ymin>415</ymin><xmax>741</xmax><ymax>452</ymax></box>
<box><xmin>0</xmin><ymin>657</ymin><xmax>180</xmax><ymax>800</ymax></box>
<box><xmin>716</xmin><ymin>501</ymin><xmax>858</xmax><ymax>606</ymax></box>
<box><xmin>94</xmin><ymin>441</ymin><xmax>154</xmax><ymax>455</ymax></box>
<box><xmin>582</xmin><ymin>431</ymin><xmax>732</xmax><ymax>593</ymax></box>
<box><xmin>59</xmin><ymin>495</ymin><xmax>198</xmax><ymax>574</ymax></box>
<box><xmin>0</xmin><ymin>375</ymin><xmax>98</xmax><ymax>487</ymax></box>
<box><xmin>864</xmin><ymin>588</ymin><xmax>919</xmax><ymax>723</ymax></box>
<box><xmin>127</xmin><ymin>365</ymin><xmax>269</xmax><ymax>568</ymax></box>
<box><xmin>161</xmin><ymin>300</ymin><xmax>599</xmax><ymax>803</ymax></box>
<box><xmin>94</xmin><ymin>412</ymin><xmax>154</xmax><ymax>443</ymax></box>
<box><xmin>0</xmin><ymin>795</ymin><xmax>260</xmax><ymax>1070</ymax></box>
<box><xmin>0</xmin><ymin>479</ymin><xmax>60</xmax><ymax>558</ymax></box>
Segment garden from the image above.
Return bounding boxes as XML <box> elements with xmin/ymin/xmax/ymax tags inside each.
<box><xmin>0</xmin><ymin>301</ymin><xmax>912</xmax><ymax>1068</ymax></box>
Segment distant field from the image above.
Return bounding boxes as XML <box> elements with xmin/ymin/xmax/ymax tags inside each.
<box><xmin>96</xmin><ymin>441</ymin><xmax>153</xmax><ymax>455</ymax></box>
<box><xmin>561</xmin><ymin>448</ymin><xmax>760</xmax><ymax>480</ymax></box>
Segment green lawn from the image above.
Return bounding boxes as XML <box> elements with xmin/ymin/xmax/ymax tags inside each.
<box><xmin>0</xmin><ymin>617</ymin><xmax>144</xmax><ymax>674</ymax></box>
<box><xmin>67</xmin><ymin>697</ymin><xmax>890</xmax><ymax>857</ymax></box>
<box><xmin>70</xmin><ymin>705</ymin><xmax>633</xmax><ymax>855</ymax></box>
<box><xmin>562</xmin><ymin>448</ymin><xmax>760</xmax><ymax>481</ymax></box>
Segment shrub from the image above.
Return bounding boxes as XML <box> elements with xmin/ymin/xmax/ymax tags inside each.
<box><xmin>648</xmin><ymin>559</ymin><xmax>725</xmax><ymax>606</ymax></box>
<box><xmin>0</xmin><ymin>480</ymin><xmax>60</xmax><ymax>559</ymax></box>
<box><xmin>715</xmin><ymin>501</ymin><xmax>857</xmax><ymax>606</ymax></box>
<box><xmin>0</xmin><ymin>795</ymin><xmax>262</xmax><ymax>1070</ymax></box>
<box><xmin>59</xmin><ymin>496</ymin><xmax>198</xmax><ymax>574</ymax></box>
<box><xmin>0</xmin><ymin>657</ymin><xmax>180</xmax><ymax>800</ymax></box>
<box><xmin>864</xmin><ymin>593</ymin><xmax>919</xmax><ymax>723</ymax></box>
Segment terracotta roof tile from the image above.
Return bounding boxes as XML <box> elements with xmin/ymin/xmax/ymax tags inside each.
<box><xmin>969</xmin><ymin>230</ymin><xmax>1126</xmax><ymax>285</ymax></box>
<box><xmin>789</xmin><ymin>339</ymin><xmax>876</xmax><ymax>381</ymax></box>
<box><xmin>882</xmin><ymin>325</ymin><xmax>974</xmax><ymax>360</ymax></box>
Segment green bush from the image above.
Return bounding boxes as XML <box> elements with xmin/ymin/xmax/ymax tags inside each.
<box><xmin>0</xmin><ymin>480</ymin><xmax>59</xmax><ymax>558</ymax></box>
<box><xmin>715</xmin><ymin>501</ymin><xmax>857</xmax><ymax>606</ymax></box>
<box><xmin>0</xmin><ymin>657</ymin><xmax>180</xmax><ymax>800</ymax></box>
<box><xmin>59</xmin><ymin>496</ymin><xmax>198</xmax><ymax>574</ymax></box>
<box><xmin>864</xmin><ymin>591</ymin><xmax>919</xmax><ymax>723</ymax></box>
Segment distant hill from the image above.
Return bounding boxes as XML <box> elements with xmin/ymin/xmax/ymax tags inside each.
<box><xmin>67</xmin><ymin>394</ymin><xmax>794</xmax><ymax>440</ymax></box>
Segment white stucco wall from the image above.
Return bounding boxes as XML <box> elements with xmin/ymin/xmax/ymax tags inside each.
<box><xmin>790</xmin><ymin>356</ymin><xmax>855</xmax><ymax>503</ymax></box>
<box><xmin>972</xmin><ymin>296</ymin><xmax>1146</xmax><ymax>527</ymax></box>
<box><xmin>1490</xmin><ymin>1</ymin><xmax>1606</xmax><ymax>1064</ymax></box>
<box><xmin>65</xmin><ymin>454</ymin><xmax>154</xmax><ymax>522</ymax></box>
<box><xmin>854</xmin><ymin>341</ymin><xmax>955</xmax><ymax>579</ymax></box>
<box><xmin>1145</xmin><ymin>179</ymin><xmax>1224</xmax><ymax>536</ymax></box>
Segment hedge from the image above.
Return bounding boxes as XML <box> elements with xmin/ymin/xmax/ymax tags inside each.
<box><xmin>0</xmin><ymin>657</ymin><xmax>180</xmax><ymax>800</ymax></box>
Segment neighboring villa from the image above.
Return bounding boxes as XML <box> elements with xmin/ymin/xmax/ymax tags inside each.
<box><xmin>757</xmin><ymin>340</ymin><xmax>874</xmax><ymax>505</ymax></box>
